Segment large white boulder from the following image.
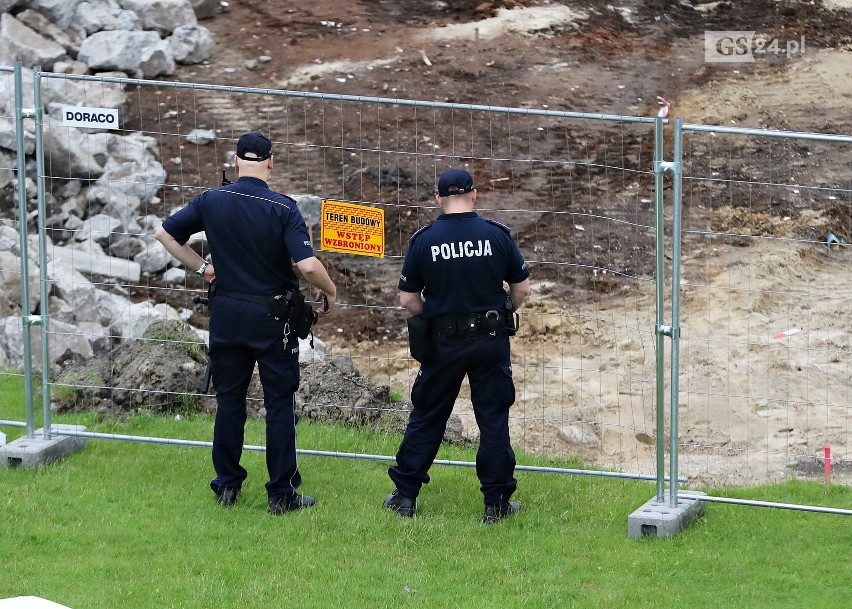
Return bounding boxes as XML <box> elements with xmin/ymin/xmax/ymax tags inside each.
<box><xmin>190</xmin><ymin>0</ymin><xmax>221</xmax><ymax>19</ymax></box>
<box><xmin>0</xmin><ymin>66</ymin><xmax>33</xmax><ymax>115</ymax></box>
<box><xmin>73</xmin><ymin>213</ymin><xmax>123</xmax><ymax>244</ymax></box>
<box><xmin>42</xmin><ymin>121</ymin><xmax>106</xmax><ymax>180</ymax></box>
<box><xmin>133</xmin><ymin>238</ymin><xmax>172</xmax><ymax>273</ymax></box>
<box><xmin>49</xmin><ymin>245</ymin><xmax>142</xmax><ymax>283</ymax></box>
<box><xmin>0</xmin><ymin>315</ymin><xmax>93</xmax><ymax>370</ymax></box>
<box><xmin>23</xmin><ymin>0</ymin><xmax>84</xmax><ymax>29</ymax></box>
<box><xmin>0</xmin><ymin>117</ymin><xmax>36</xmax><ymax>154</ymax></box>
<box><xmin>119</xmin><ymin>0</ymin><xmax>197</xmax><ymax>36</ymax></box>
<box><xmin>75</xmin><ymin>320</ymin><xmax>113</xmax><ymax>354</ymax></box>
<box><xmin>0</xmin><ymin>224</ymin><xmax>19</xmax><ymax>253</ymax></box>
<box><xmin>169</xmin><ymin>24</ymin><xmax>213</xmax><ymax>64</ymax></box>
<box><xmin>48</xmin><ymin>295</ymin><xmax>75</xmax><ymax>323</ymax></box>
<box><xmin>0</xmin><ymin>249</ymin><xmax>42</xmax><ymax>311</ymax></box>
<box><xmin>43</xmin><ymin>78</ymin><xmax>125</xmax><ymax>119</ymax></box>
<box><xmin>47</xmin><ymin>259</ymin><xmax>99</xmax><ymax>321</ymax></box>
<box><xmin>78</xmin><ymin>30</ymin><xmax>163</xmax><ymax>74</ymax></box>
<box><xmin>0</xmin><ymin>150</ymin><xmax>18</xmax><ymax>192</ymax></box>
<box><xmin>97</xmin><ymin>157</ymin><xmax>167</xmax><ymax>204</ymax></box>
<box><xmin>0</xmin><ymin>13</ymin><xmax>67</xmax><ymax>71</ymax></box>
<box><xmin>15</xmin><ymin>9</ymin><xmax>84</xmax><ymax>56</ymax></box>
<box><xmin>74</xmin><ymin>1</ymin><xmax>142</xmax><ymax>35</ymax></box>
<box><xmin>110</xmin><ymin>300</ymin><xmax>182</xmax><ymax>340</ymax></box>
<box><xmin>92</xmin><ymin>131</ymin><xmax>167</xmax><ymax>205</ymax></box>
<box><xmin>138</xmin><ymin>38</ymin><xmax>176</xmax><ymax>78</ymax></box>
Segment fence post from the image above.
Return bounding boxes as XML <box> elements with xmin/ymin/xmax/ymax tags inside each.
<box><xmin>13</xmin><ymin>61</ymin><xmax>37</xmax><ymax>440</ymax></box>
<box><xmin>652</xmin><ymin>109</ymin><xmax>685</xmax><ymax>508</ymax></box>
<box><xmin>652</xmin><ymin>108</ymin><xmax>667</xmax><ymax>502</ymax></box>
<box><xmin>628</xmin><ymin>111</ymin><xmax>705</xmax><ymax>537</ymax></box>
<box><xmin>31</xmin><ymin>65</ymin><xmax>52</xmax><ymax>439</ymax></box>
<box><xmin>653</xmin><ymin>105</ymin><xmax>686</xmax><ymax>507</ymax></box>
<box><xmin>668</xmin><ymin>117</ymin><xmax>684</xmax><ymax>508</ymax></box>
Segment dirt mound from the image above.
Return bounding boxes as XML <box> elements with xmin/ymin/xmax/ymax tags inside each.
<box><xmin>53</xmin><ymin>319</ymin><xmax>211</xmax><ymax>415</ymax></box>
<box><xmin>52</xmin><ymin>320</ymin><xmax>466</xmax><ymax>445</ymax></box>
<box><xmin>298</xmin><ymin>358</ymin><xmax>466</xmax><ymax>444</ymax></box>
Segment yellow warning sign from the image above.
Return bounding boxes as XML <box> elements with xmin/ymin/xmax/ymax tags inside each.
<box><xmin>320</xmin><ymin>200</ymin><xmax>385</xmax><ymax>258</ymax></box>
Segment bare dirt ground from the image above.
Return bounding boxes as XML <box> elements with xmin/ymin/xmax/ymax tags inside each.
<box><xmin>127</xmin><ymin>0</ymin><xmax>852</xmax><ymax>487</ymax></box>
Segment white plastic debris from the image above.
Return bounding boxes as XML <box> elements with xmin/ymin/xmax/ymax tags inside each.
<box><xmin>0</xmin><ymin>598</ymin><xmax>74</xmax><ymax>609</ymax></box>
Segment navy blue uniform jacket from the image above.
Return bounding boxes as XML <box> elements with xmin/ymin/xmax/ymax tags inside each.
<box><xmin>398</xmin><ymin>211</ymin><xmax>529</xmax><ymax>318</ymax></box>
<box><xmin>162</xmin><ymin>177</ymin><xmax>314</xmax><ymax>294</ymax></box>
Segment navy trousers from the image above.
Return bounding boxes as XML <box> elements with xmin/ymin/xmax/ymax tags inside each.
<box><xmin>208</xmin><ymin>296</ymin><xmax>301</xmax><ymax>500</ymax></box>
<box><xmin>389</xmin><ymin>332</ymin><xmax>517</xmax><ymax>505</ymax></box>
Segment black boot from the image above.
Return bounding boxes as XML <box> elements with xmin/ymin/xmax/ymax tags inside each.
<box><xmin>383</xmin><ymin>490</ymin><xmax>416</xmax><ymax>518</ymax></box>
<box><xmin>214</xmin><ymin>486</ymin><xmax>240</xmax><ymax>507</ymax></box>
<box><xmin>483</xmin><ymin>500</ymin><xmax>521</xmax><ymax>524</ymax></box>
<box><xmin>268</xmin><ymin>493</ymin><xmax>316</xmax><ymax>515</ymax></box>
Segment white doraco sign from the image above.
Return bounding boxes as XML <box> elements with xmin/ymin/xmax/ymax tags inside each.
<box><xmin>62</xmin><ymin>105</ymin><xmax>119</xmax><ymax>129</ymax></box>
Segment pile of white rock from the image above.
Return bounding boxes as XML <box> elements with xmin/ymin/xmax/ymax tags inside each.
<box><xmin>0</xmin><ymin>0</ymin><xmax>218</xmax><ymax>78</ymax></box>
<box><xmin>0</xmin><ymin>0</ymin><xmax>221</xmax><ymax>369</ymax></box>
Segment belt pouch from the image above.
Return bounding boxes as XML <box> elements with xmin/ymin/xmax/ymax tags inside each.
<box><xmin>459</xmin><ymin>313</ymin><xmax>479</xmax><ymax>339</ymax></box>
<box><xmin>407</xmin><ymin>316</ymin><xmax>432</xmax><ymax>363</ymax></box>
<box><xmin>269</xmin><ymin>292</ymin><xmax>294</xmax><ymax>320</ymax></box>
<box><xmin>435</xmin><ymin>315</ymin><xmax>457</xmax><ymax>338</ymax></box>
<box><xmin>289</xmin><ymin>298</ymin><xmax>317</xmax><ymax>340</ymax></box>
<box><xmin>484</xmin><ymin>310</ymin><xmax>502</xmax><ymax>334</ymax></box>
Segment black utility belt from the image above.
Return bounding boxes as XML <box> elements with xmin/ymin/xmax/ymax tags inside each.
<box><xmin>215</xmin><ymin>288</ymin><xmax>317</xmax><ymax>341</ymax></box>
<box><xmin>408</xmin><ymin>310</ymin><xmax>518</xmax><ymax>363</ymax></box>
<box><xmin>432</xmin><ymin>311</ymin><xmax>507</xmax><ymax>338</ymax></box>
<box><xmin>214</xmin><ymin>289</ymin><xmax>274</xmax><ymax>306</ymax></box>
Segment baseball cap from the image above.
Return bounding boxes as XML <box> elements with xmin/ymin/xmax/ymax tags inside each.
<box><xmin>236</xmin><ymin>131</ymin><xmax>273</xmax><ymax>161</ymax></box>
<box><xmin>437</xmin><ymin>168</ymin><xmax>475</xmax><ymax>197</ymax></box>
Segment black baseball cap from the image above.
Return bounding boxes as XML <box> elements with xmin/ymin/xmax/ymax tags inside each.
<box><xmin>236</xmin><ymin>131</ymin><xmax>273</xmax><ymax>161</ymax></box>
<box><xmin>437</xmin><ymin>168</ymin><xmax>475</xmax><ymax>197</ymax></box>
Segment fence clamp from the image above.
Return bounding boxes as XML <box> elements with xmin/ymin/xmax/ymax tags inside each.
<box><xmin>19</xmin><ymin>107</ymin><xmax>36</xmax><ymax>119</ymax></box>
<box><xmin>654</xmin><ymin>160</ymin><xmax>677</xmax><ymax>175</ymax></box>
<box><xmin>26</xmin><ymin>314</ymin><xmax>43</xmax><ymax>327</ymax></box>
<box><xmin>656</xmin><ymin>324</ymin><xmax>681</xmax><ymax>339</ymax></box>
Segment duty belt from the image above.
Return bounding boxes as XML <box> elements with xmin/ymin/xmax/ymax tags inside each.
<box><xmin>432</xmin><ymin>311</ymin><xmax>505</xmax><ymax>339</ymax></box>
<box><xmin>214</xmin><ymin>289</ymin><xmax>276</xmax><ymax>306</ymax></box>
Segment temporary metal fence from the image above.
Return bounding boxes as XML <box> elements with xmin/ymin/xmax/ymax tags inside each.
<box><xmin>671</xmin><ymin>119</ymin><xmax>852</xmax><ymax>513</ymax></box>
<box><xmin>1</xmin><ymin>62</ymin><xmax>850</xmax><ymax>518</ymax></box>
<box><xmin>0</xmin><ymin>62</ymin><xmax>43</xmax><ymax>441</ymax></box>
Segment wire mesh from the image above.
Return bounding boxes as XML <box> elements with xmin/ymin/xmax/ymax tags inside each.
<box><xmin>678</xmin><ymin>123</ymin><xmax>852</xmax><ymax>487</ymax></box>
<box><xmin>4</xmin><ymin>67</ymin><xmax>852</xmax><ymax>517</ymax></box>
<box><xmin>14</xmin><ymin>72</ymin><xmax>664</xmax><ymax>481</ymax></box>
<box><xmin>0</xmin><ymin>65</ymin><xmax>29</xmax><ymax>425</ymax></box>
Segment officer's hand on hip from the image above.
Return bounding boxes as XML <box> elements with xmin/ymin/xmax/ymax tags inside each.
<box><xmin>201</xmin><ymin>263</ymin><xmax>215</xmax><ymax>283</ymax></box>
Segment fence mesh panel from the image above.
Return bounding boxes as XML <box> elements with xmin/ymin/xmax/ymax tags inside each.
<box><xmin>678</xmin><ymin>126</ymin><xmax>852</xmax><ymax>487</ymax></box>
<box><xmin>31</xmin><ymin>73</ymin><xmax>661</xmax><ymax>478</ymax></box>
<box><xmin>4</xmin><ymin>68</ymin><xmax>850</xmax><ymax>499</ymax></box>
<box><xmin>0</xmin><ymin>65</ymin><xmax>28</xmax><ymax>417</ymax></box>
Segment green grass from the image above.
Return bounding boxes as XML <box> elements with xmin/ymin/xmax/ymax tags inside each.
<box><xmin>2</xmin><ymin>373</ymin><xmax>852</xmax><ymax>608</ymax></box>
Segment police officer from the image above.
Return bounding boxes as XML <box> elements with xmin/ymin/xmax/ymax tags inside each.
<box><xmin>154</xmin><ymin>131</ymin><xmax>337</xmax><ymax>515</ymax></box>
<box><xmin>384</xmin><ymin>168</ymin><xmax>530</xmax><ymax>524</ymax></box>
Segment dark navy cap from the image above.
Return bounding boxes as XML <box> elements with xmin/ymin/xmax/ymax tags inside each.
<box><xmin>236</xmin><ymin>131</ymin><xmax>273</xmax><ymax>161</ymax></box>
<box><xmin>437</xmin><ymin>168</ymin><xmax>475</xmax><ymax>197</ymax></box>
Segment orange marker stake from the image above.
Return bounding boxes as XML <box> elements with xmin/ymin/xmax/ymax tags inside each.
<box><xmin>824</xmin><ymin>446</ymin><xmax>832</xmax><ymax>492</ymax></box>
